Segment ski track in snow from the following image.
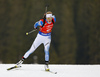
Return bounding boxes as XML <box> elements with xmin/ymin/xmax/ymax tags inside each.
<box><xmin>0</xmin><ymin>64</ymin><xmax>100</xmax><ymax>77</ymax></box>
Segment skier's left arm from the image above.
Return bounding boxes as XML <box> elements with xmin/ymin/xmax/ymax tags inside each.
<box><xmin>34</xmin><ymin>21</ymin><xmax>43</xmax><ymax>29</ymax></box>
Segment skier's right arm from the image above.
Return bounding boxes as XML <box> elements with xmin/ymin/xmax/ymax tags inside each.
<box><xmin>34</xmin><ymin>21</ymin><xmax>43</xmax><ymax>29</ymax></box>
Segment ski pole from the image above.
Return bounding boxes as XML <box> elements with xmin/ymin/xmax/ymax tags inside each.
<box><xmin>26</xmin><ymin>29</ymin><xmax>37</xmax><ymax>35</ymax></box>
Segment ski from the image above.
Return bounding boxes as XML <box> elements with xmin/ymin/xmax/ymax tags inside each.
<box><xmin>7</xmin><ymin>65</ymin><xmax>21</xmax><ymax>71</ymax></box>
<box><xmin>45</xmin><ymin>70</ymin><xmax>57</xmax><ymax>74</ymax></box>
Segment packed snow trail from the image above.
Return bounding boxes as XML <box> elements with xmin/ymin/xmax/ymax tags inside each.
<box><xmin>0</xmin><ymin>64</ymin><xmax>100</xmax><ymax>77</ymax></box>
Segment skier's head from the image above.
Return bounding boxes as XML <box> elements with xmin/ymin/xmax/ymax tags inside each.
<box><xmin>46</xmin><ymin>11</ymin><xmax>52</xmax><ymax>18</ymax></box>
<box><xmin>46</xmin><ymin>11</ymin><xmax>52</xmax><ymax>22</ymax></box>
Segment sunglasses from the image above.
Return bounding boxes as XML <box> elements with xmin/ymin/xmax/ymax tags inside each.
<box><xmin>46</xmin><ymin>17</ymin><xmax>52</xmax><ymax>20</ymax></box>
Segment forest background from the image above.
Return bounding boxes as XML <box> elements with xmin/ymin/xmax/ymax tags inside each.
<box><xmin>0</xmin><ymin>0</ymin><xmax>100</xmax><ymax>64</ymax></box>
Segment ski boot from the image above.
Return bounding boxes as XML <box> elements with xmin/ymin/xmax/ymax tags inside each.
<box><xmin>16</xmin><ymin>57</ymin><xmax>25</xmax><ymax>66</ymax></box>
<box><xmin>45</xmin><ymin>61</ymin><xmax>50</xmax><ymax>71</ymax></box>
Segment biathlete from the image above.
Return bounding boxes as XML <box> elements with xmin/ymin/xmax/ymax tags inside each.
<box><xmin>16</xmin><ymin>11</ymin><xmax>56</xmax><ymax>71</ymax></box>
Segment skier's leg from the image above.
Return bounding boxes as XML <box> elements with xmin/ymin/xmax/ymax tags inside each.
<box><xmin>44</xmin><ymin>43</ymin><xmax>50</xmax><ymax>62</ymax></box>
<box><xmin>16</xmin><ymin>34</ymin><xmax>42</xmax><ymax>65</ymax></box>
<box><xmin>43</xmin><ymin>36</ymin><xmax>51</xmax><ymax>71</ymax></box>
<box><xmin>23</xmin><ymin>34</ymin><xmax>42</xmax><ymax>58</ymax></box>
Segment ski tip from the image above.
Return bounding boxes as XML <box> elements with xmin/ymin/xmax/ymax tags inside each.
<box><xmin>47</xmin><ymin>70</ymin><xmax>57</xmax><ymax>74</ymax></box>
<box><xmin>7</xmin><ymin>65</ymin><xmax>21</xmax><ymax>71</ymax></box>
<box><xmin>7</xmin><ymin>68</ymin><xmax>10</xmax><ymax>71</ymax></box>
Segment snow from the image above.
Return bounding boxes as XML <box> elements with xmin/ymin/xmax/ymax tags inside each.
<box><xmin>0</xmin><ymin>64</ymin><xmax>100</xmax><ymax>77</ymax></box>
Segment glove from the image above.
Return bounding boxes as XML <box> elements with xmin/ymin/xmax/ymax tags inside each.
<box><xmin>52</xmin><ymin>15</ymin><xmax>55</xmax><ymax>18</ymax></box>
